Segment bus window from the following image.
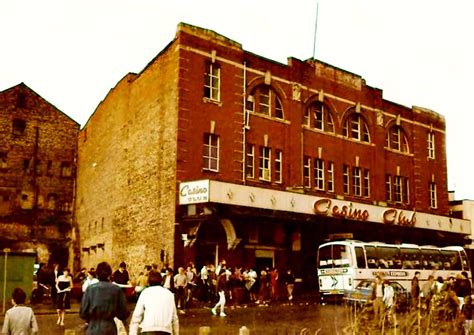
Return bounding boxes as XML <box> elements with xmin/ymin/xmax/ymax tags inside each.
<box><xmin>317</xmin><ymin>244</ymin><xmax>352</xmax><ymax>268</ymax></box>
<box><xmin>365</xmin><ymin>246</ymin><xmax>378</xmax><ymax>269</ymax></box>
<box><xmin>355</xmin><ymin>246</ymin><xmax>366</xmax><ymax>268</ymax></box>
<box><xmin>420</xmin><ymin>248</ymin><xmax>441</xmax><ymax>270</ymax></box>
<box><xmin>441</xmin><ymin>250</ymin><xmax>461</xmax><ymax>270</ymax></box>
<box><xmin>376</xmin><ymin>246</ymin><xmax>400</xmax><ymax>269</ymax></box>
<box><xmin>400</xmin><ymin>247</ymin><xmax>421</xmax><ymax>269</ymax></box>
<box><xmin>318</xmin><ymin>246</ymin><xmax>333</xmax><ymax>269</ymax></box>
<box><xmin>461</xmin><ymin>251</ymin><xmax>470</xmax><ymax>271</ymax></box>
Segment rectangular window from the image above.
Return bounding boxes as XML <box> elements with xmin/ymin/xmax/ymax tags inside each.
<box><xmin>428</xmin><ymin>132</ymin><xmax>435</xmax><ymax>159</ymax></box>
<box><xmin>0</xmin><ymin>152</ymin><xmax>7</xmax><ymax>170</ymax></box>
<box><xmin>259</xmin><ymin>146</ymin><xmax>271</xmax><ymax>181</ymax></box>
<box><xmin>246</xmin><ymin>96</ymin><xmax>254</xmax><ymax>112</ymax></box>
<box><xmin>385</xmin><ymin>174</ymin><xmax>392</xmax><ymax>201</ymax></box>
<box><xmin>352</xmin><ymin>167</ymin><xmax>362</xmax><ymax>196</ymax></box>
<box><xmin>259</xmin><ymin>87</ymin><xmax>270</xmax><ymax>116</ymax></box>
<box><xmin>429</xmin><ymin>182</ymin><xmax>437</xmax><ymax>208</ymax></box>
<box><xmin>275</xmin><ymin>150</ymin><xmax>282</xmax><ymax>183</ymax></box>
<box><xmin>303</xmin><ymin>156</ymin><xmax>311</xmax><ymax>188</ymax></box>
<box><xmin>314</xmin><ymin>159</ymin><xmax>324</xmax><ymax>190</ymax></box>
<box><xmin>403</xmin><ymin>177</ymin><xmax>410</xmax><ymax>204</ymax></box>
<box><xmin>363</xmin><ymin>169</ymin><xmax>370</xmax><ymax>197</ymax></box>
<box><xmin>315</xmin><ymin>107</ymin><xmax>323</xmax><ymax>130</ymax></box>
<box><xmin>204</xmin><ymin>63</ymin><xmax>220</xmax><ymax>101</ymax></box>
<box><xmin>343</xmin><ymin>165</ymin><xmax>350</xmax><ymax>195</ymax></box>
<box><xmin>350</xmin><ymin>117</ymin><xmax>360</xmax><ymax>140</ymax></box>
<box><xmin>245</xmin><ymin>144</ymin><xmax>255</xmax><ymax>178</ymax></box>
<box><xmin>23</xmin><ymin>159</ymin><xmax>30</xmax><ymax>173</ymax></box>
<box><xmin>12</xmin><ymin>119</ymin><xmax>26</xmax><ymax>135</ymax></box>
<box><xmin>394</xmin><ymin>176</ymin><xmax>402</xmax><ymax>202</ymax></box>
<box><xmin>327</xmin><ymin>161</ymin><xmax>334</xmax><ymax>192</ymax></box>
<box><xmin>46</xmin><ymin>160</ymin><xmax>53</xmax><ymax>176</ymax></box>
<box><xmin>203</xmin><ymin>133</ymin><xmax>219</xmax><ymax>172</ymax></box>
<box><xmin>60</xmin><ymin>162</ymin><xmax>72</xmax><ymax>177</ymax></box>
<box><xmin>35</xmin><ymin>160</ymin><xmax>42</xmax><ymax>176</ymax></box>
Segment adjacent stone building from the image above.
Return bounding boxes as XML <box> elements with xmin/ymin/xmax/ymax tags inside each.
<box><xmin>0</xmin><ymin>83</ymin><xmax>79</xmax><ymax>266</ymax></box>
<box><xmin>75</xmin><ymin>23</ymin><xmax>470</xmax><ymax>283</ymax></box>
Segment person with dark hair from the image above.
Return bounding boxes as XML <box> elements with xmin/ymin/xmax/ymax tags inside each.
<box><xmin>2</xmin><ymin>287</ymin><xmax>38</xmax><ymax>334</ymax></box>
<box><xmin>112</xmin><ymin>262</ymin><xmax>130</xmax><ymax>285</ymax></box>
<box><xmin>56</xmin><ymin>268</ymin><xmax>73</xmax><ymax>326</ymax></box>
<box><xmin>80</xmin><ymin>261</ymin><xmax>129</xmax><ymax>335</ymax></box>
<box><xmin>129</xmin><ymin>270</ymin><xmax>179</xmax><ymax>335</ymax></box>
<box><xmin>411</xmin><ymin>271</ymin><xmax>421</xmax><ymax>308</ymax></box>
<box><xmin>82</xmin><ymin>269</ymin><xmax>99</xmax><ymax>293</ymax></box>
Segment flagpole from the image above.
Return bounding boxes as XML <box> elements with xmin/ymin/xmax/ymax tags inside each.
<box><xmin>312</xmin><ymin>1</ymin><xmax>319</xmax><ymax>59</ymax></box>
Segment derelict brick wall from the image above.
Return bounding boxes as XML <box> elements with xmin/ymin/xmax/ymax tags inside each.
<box><xmin>76</xmin><ymin>45</ymin><xmax>180</xmax><ymax>277</ymax></box>
<box><xmin>0</xmin><ymin>83</ymin><xmax>79</xmax><ymax>263</ymax></box>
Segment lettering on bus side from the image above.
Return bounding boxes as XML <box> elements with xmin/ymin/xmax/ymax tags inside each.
<box><xmin>373</xmin><ymin>270</ymin><xmax>408</xmax><ymax>277</ymax></box>
<box><xmin>382</xmin><ymin>209</ymin><xmax>416</xmax><ymax>227</ymax></box>
<box><xmin>319</xmin><ymin>268</ymin><xmax>349</xmax><ymax>275</ymax></box>
<box><xmin>313</xmin><ymin>199</ymin><xmax>369</xmax><ymax>221</ymax></box>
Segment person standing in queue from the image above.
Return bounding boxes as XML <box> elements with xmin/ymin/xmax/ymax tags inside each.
<box><xmin>129</xmin><ymin>271</ymin><xmax>179</xmax><ymax>335</ymax></box>
<box><xmin>411</xmin><ymin>271</ymin><xmax>421</xmax><ymax>309</ymax></box>
<box><xmin>80</xmin><ymin>261</ymin><xmax>129</xmax><ymax>335</ymax></box>
<box><xmin>371</xmin><ymin>275</ymin><xmax>385</xmax><ymax>325</ymax></box>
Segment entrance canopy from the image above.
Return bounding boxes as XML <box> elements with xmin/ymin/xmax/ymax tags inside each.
<box><xmin>179</xmin><ymin>179</ymin><xmax>471</xmax><ymax>236</ymax></box>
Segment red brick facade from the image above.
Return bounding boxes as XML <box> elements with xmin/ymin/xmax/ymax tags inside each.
<box><xmin>76</xmin><ymin>23</ymin><xmax>466</xmax><ymax>282</ymax></box>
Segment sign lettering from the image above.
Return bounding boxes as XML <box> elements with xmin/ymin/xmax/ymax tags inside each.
<box><xmin>382</xmin><ymin>209</ymin><xmax>416</xmax><ymax>227</ymax></box>
<box><xmin>314</xmin><ymin>198</ymin><xmax>369</xmax><ymax>221</ymax></box>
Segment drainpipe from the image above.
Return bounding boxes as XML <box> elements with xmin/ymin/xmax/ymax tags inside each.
<box><xmin>242</xmin><ymin>61</ymin><xmax>248</xmax><ymax>184</ymax></box>
<box><xmin>2</xmin><ymin>248</ymin><xmax>10</xmax><ymax>314</ymax></box>
<box><xmin>31</xmin><ymin>127</ymin><xmax>39</xmax><ymax>239</ymax></box>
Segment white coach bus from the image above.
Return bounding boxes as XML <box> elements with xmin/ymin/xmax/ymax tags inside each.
<box><xmin>317</xmin><ymin>240</ymin><xmax>470</xmax><ymax>301</ymax></box>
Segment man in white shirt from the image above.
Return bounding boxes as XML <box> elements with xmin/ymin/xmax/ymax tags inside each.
<box><xmin>129</xmin><ymin>271</ymin><xmax>179</xmax><ymax>335</ymax></box>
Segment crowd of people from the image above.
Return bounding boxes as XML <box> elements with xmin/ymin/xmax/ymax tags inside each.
<box><xmin>370</xmin><ymin>271</ymin><xmax>474</xmax><ymax>334</ymax></box>
<box><xmin>2</xmin><ymin>259</ymin><xmax>298</xmax><ymax>334</ymax></box>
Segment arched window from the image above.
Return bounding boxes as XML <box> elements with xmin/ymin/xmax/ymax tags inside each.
<box><xmin>247</xmin><ymin>85</ymin><xmax>284</xmax><ymax>120</ymax></box>
<box><xmin>385</xmin><ymin>125</ymin><xmax>409</xmax><ymax>153</ymax></box>
<box><xmin>343</xmin><ymin>113</ymin><xmax>370</xmax><ymax>143</ymax></box>
<box><xmin>304</xmin><ymin>102</ymin><xmax>334</xmax><ymax>133</ymax></box>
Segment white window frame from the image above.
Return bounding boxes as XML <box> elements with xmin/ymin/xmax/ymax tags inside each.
<box><xmin>259</xmin><ymin>87</ymin><xmax>270</xmax><ymax>116</ymax></box>
<box><xmin>363</xmin><ymin>169</ymin><xmax>370</xmax><ymax>197</ymax></box>
<box><xmin>428</xmin><ymin>132</ymin><xmax>435</xmax><ymax>159</ymax></box>
<box><xmin>246</xmin><ymin>144</ymin><xmax>255</xmax><ymax>179</ymax></box>
<box><xmin>204</xmin><ymin>63</ymin><xmax>220</xmax><ymax>101</ymax></box>
<box><xmin>259</xmin><ymin>146</ymin><xmax>271</xmax><ymax>181</ymax></box>
<box><xmin>352</xmin><ymin>167</ymin><xmax>362</xmax><ymax>196</ymax></box>
<box><xmin>303</xmin><ymin>109</ymin><xmax>311</xmax><ymax>127</ymax></box>
<box><xmin>386</xmin><ymin>174</ymin><xmax>392</xmax><ymax>201</ymax></box>
<box><xmin>429</xmin><ymin>182</ymin><xmax>437</xmax><ymax>208</ymax></box>
<box><xmin>403</xmin><ymin>177</ymin><xmax>410</xmax><ymax>204</ymax></box>
<box><xmin>394</xmin><ymin>176</ymin><xmax>402</xmax><ymax>202</ymax></box>
<box><xmin>275</xmin><ymin>150</ymin><xmax>283</xmax><ymax>183</ymax></box>
<box><xmin>327</xmin><ymin>161</ymin><xmax>334</xmax><ymax>192</ymax></box>
<box><xmin>343</xmin><ymin>165</ymin><xmax>350</xmax><ymax>195</ymax></box>
<box><xmin>303</xmin><ymin>156</ymin><xmax>311</xmax><ymax>188</ymax></box>
<box><xmin>314</xmin><ymin>159</ymin><xmax>325</xmax><ymax>190</ymax></box>
<box><xmin>203</xmin><ymin>134</ymin><xmax>219</xmax><ymax>172</ymax></box>
<box><xmin>344</xmin><ymin>114</ymin><xmax>370</xmax><ymax>142</ymax></box>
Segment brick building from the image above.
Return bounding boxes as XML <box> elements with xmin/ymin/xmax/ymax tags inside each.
<box><xmin>0</xmin><ymin>83</ymin><xmax>79</xmax><ymax>266</ymax></box>
<box><xmin>76</xmin><ymin>23</ymin><xmax>469</xmax><ymax>282</ymax></box>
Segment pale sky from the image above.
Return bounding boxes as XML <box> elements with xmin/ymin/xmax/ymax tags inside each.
<box><xmin>1</xmin><ymin>0</ymin><xmax>473</xmax><ymax>200</ymax></box>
